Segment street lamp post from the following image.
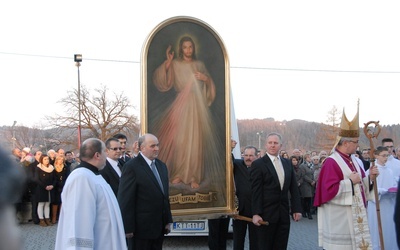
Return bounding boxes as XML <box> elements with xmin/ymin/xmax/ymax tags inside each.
<box><xmin>11</xmin><ymin>121</ymin><xmax>17</xmax><ymax>148</ymax></box>
<box><xmin>74</xmin><ymin>54</ymin><xmax>82</xmax><ymax>148</ymax></box>
<box><xmin>256</xmin><ymin>131</ymin><xmax>263</xmax><ymax>149</ymax></box>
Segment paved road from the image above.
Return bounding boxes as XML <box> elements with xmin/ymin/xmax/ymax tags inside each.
<box><xmin>19</xmin><ymin>216</ymin><xmax>322</xmax><ymax>250</ymax></box>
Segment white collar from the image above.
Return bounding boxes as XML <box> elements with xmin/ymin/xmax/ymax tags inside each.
<box><xmin>266</xmin><ymin>153</ymin><xmax>279</xmax><ymax>162</ymax></box>
<box><xmin>140</xmin><ymin>152</ymin><xmax>153</xmax><ymax>166</ymax></box>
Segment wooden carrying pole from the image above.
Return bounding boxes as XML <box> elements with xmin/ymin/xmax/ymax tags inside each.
<box><xmin>231</xmin><ymin>175</ymin><xmax>269</xmax><ymax>226</ymax></box>
<box><xmin>231</xmin><ymin>214</ymin><xmax>269</xmax><ymax>226</ymax></box>
<box><xmin>363</xmin><ymin>121</ymin><xmax>384</xmax><ymax>250</ymax></box>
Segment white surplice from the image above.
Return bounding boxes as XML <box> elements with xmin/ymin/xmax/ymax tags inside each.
<box><xmin>55</xmin><ymin>167</ymin><xmax>127</xmax><ymax>250</ymax></box>
<box><xmin>386</xmin><ymin>155</ymin><xmax>400</xmax><ymax>183</ymax></box>
<box><xmin>367</xmin><ymin>163</ymin><xmax>398</xmax><ymax>250</ymax></box>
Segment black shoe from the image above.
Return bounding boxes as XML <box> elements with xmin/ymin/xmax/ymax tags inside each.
<box><xmin>308</xmin><ymin>215</ymin><xmax>313</xmax><ymax>220</ymax></box>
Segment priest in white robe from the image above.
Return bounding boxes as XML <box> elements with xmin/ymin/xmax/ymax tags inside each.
<box><xmin>367</xmin><ymin>146</ymin><xmax>398</xmax><ymax>250</ymax></box>
<box><xmin>55</xmin><ymin>138</ymin><xmax>127</xmax><ymax>250</ymax></box>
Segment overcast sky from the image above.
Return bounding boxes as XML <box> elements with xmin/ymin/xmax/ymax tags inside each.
<box><xmin>1</xmin><ymin>1</ymin><xmax>400</xmax><ymax>128</ymax></box>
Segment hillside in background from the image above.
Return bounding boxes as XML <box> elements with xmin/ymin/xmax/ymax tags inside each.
<box><xmin>237</xmin><ymin>118</ymin><xmax>400</xmax><ymax>154</ymax></box>
<box><xmin>1</xmin><ymin>118</ymin><xmax>399</xmax><ymax>155</ymax></box>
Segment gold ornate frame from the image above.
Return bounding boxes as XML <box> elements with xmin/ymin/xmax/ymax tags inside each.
<box><xmin>141</xmin><ymin>16</ymin><xmax>234</xmax><ymax>219</ymax></box>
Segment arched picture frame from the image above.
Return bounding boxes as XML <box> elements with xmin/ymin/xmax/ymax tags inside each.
<box><xmin>141</xmin><ymin>16</ymin><xmax>234</xmax><ymax>219</ymax></box>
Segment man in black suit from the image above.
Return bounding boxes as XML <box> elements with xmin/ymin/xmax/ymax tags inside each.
<box><xmin>100</xmin><ymin>138</ymin><xmax>122</xmax><ymax>197</ymax></box>
<box><xmin>251</xmin><ymin>132</ymin><xmax>302</xmax><ymax>249</ymax></box>
<box><xmin>118</xmin><ymin>133</ymin><xmax>173</xmax><ymax>250</ymax></box>
<box><xmin>233</xmin><ymin>145</ymin><xmax>258</xmax><ymax>250</ymax></box>
<box><xmin>113</xmin><ymin>133</ymin><xmax>131</xmax><ymax>166</ymax></box>
<box><xmin>28</xmin><ymin>150</ymin><xmax>42</xmax><ymax>224</ymax></box>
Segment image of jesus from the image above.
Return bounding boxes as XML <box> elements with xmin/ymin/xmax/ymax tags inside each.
<box><xmin>152</xmin><ymin>36</ymin><xmax>223</xmax><ymax>190</ymax></box>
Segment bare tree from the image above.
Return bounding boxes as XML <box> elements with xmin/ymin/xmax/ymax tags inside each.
<box><xmin>326</xmin><ymin>105</ymin><xmax>341</xmax><ymax>128</ymax></box>
<box><xmin>3</xmin><ymin>125</ymin><xmax>47</xmax><ymax>150</ymax></box>
<box><xmin>313</xmin><ymin>106</ymin><xmax>341</xmax><ymax>151</ymax></box>
<box><xmin>47</xmin><ymin>84</ymin><xmax>139</xmax><ymax>144</ymax></box>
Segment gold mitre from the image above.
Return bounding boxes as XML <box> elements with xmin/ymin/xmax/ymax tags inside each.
<box><xmin>338</xmin><ymin>101</ymin><xmax>360</xmax><ymax>138</ymax></box>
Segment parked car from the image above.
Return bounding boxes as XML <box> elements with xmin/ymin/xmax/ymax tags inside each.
<box><xmin>168</xmin><ymin>218</ymin><xmax>233</xmax><ymax>236</ymax></box>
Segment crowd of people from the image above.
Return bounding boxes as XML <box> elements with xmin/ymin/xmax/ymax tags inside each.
<box><xmin>228</xmin><ymin>108</ymin><xmax>400</xmax><ymax>250</ymax></box>
<box><xmin>214</xmin><ymin>132</ymin><xmax>400</xmax><ymax>249</ymax></box>
<box><xmin>11</xmin><ymin>147</ymin><xmax>78</xmax><ymax>226</ymax></box>
<box><xmin>6</xmin><ymin>126</ymin><xmax>400</xmax><ymax>250</ymax></box>
<box><xmin>10</xmin><ymin>133</ymin><xmax>141</xmax><ymax>227</ymax></box>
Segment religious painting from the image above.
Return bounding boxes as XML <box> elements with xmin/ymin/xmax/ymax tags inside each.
<box><xmin>141</xmin><ymin>16</ymin><xmax>235</xmax><ymax>219</ymax></box>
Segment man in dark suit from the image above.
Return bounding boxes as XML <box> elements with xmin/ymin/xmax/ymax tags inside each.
<box><xmin>251</xmin><ymin>132</ymin><xmax>302</xmax><ymax>249</ymax></box>
<box><xmin>100</xmin><ymin>137</ymin><xmax>122</xmax><ymax>197</ymax></box>
<box><xmin>233</xmin><ymin>145</ymin><xmax>258</xmax><ymax>250</ymax></box>
<box><xmin>118</xmin><ymin>133</ymin><xmax>173</xmax><ymax>250</ymax></box>
<box><xmin>28</xmin><ymin>150</ymin><xmax>42</xmax><ymax>224</ymax></box>
<box><xmin>113</xmin><ymin>133</ymin><xmax>131</xmax><ymax>166</ymax></box>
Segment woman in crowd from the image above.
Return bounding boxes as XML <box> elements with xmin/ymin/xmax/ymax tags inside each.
<box><xmin>299</xmin><ymin>153</ymin><xmax>315</xmax><ymax>219</ymax></box>
<box><xmin>290</xmin><ymin>155</ymin><xmax>303</xmax><ymax>217</ymax></box>
<box><xmin>291</xmin><ymin>155</ymin><xmax>303</xmax><ymax>188</ymax></box>
<box><xmin>35</xmin><ymin>154</ymin><xmax>55</xmax><ymax>227</ymax></box>
<box><xmin>47</xmin><ymin>149</ymin><xmax>56</xmax><ymax>166</ymax></box>
<box><xmin>51</xmin><ymin>155</ymin><xmax>69</xmax><ymax>224</ymax></box>
<box><xmin>282</xmin><ymin>152</ymin><xmax>289</xmax><ymax>159</ymax></box>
